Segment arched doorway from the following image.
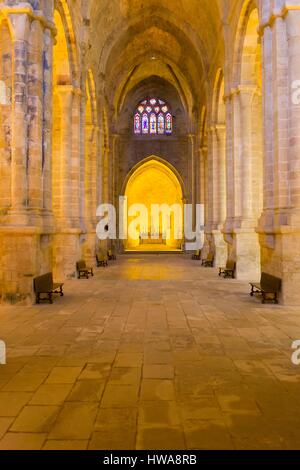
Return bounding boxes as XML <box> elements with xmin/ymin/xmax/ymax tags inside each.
<box><xmin>123</xmin><ymin>158</ymin><xmax>184</xmax><ymax>252</ymax></box>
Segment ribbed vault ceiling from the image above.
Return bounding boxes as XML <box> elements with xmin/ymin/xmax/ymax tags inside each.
<box><xmin>88</xmin><ymin>0</ymin><xmax>224</xmax><ymax>113</ymax></box>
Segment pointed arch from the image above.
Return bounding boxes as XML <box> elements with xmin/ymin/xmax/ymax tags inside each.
<box><xmin>211</xmin><ymin>68</ymin><xmax>225</xmax><ymax>125</ymax></box>
<box><xmin>121</xmin><ymin>155</ymin><xmax>186</xmax><ymax>200</ymax></box>
<box><xmin>123</xmin><ymin>157</ymin><xmax>184</xmax><ymax>250</ymax></box>
<box><xmin>54</xmin><ymin>0</ymin><xmax>79</xmax><ymax>85</ymax></box>
<box><xmin>233</xmin><ymin>0</ymin><xmax>261</xmax><ymax>88</ymax></box>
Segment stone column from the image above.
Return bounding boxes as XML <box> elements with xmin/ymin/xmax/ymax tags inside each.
<box><xmin>82</xmin><ymin>123</ymin><xmax>98</xmax><ymax>266</ymax></box>
<box><xmin>204</xmin><ymin>128</ymin><xmax>214</xmax><ymax>256</ymax></box>
<box><xmin>55</xmin><ymin>86</ymin><xmax>73</xmax><ymax>223</ymax></box>
<box><xmin>71</xmin><ymin>88</ymin><xmax>82</xmax><ymax>227</ymax></box>
<box><xmin>223</xmin><ymin>92</ymin><xmax>235</xmax><ymax>258</ymax></box>
<box><xmin>10</xmin><ymin>13</ymin><xmax>30</xmax><ymax>221</ymax></box>
<box><xmin>188</xmin><ymin>133</ymin><xmax>197</xmax><ymax>231</ymax></box>
<box><xmin>212</xmin><ymin>124</ymin><xmax>227</xmax><ymax>267</ymax></box>
<box><xmin>239</xmin><ymin>86</ymin><xmax>255</xmax><ymax>222</ymax></box>
<box><xmin>232</xmin><ymin>87</ymin><xmax>261</xmax><ymax>281</ymax></box>
<box><xmin>42</xmin><ymin>28</ymin><xmax>54</xmax><ymax>219</ymax></box>
<box><xmin>53</xmin><ymin>86</ymin><xmax>81</xmax><ymax>281</ymax></box>
<box><xmin>0</xmin><ymin>6</ymin><xmax>55</xmax><ymax>304</ymax></box>
<box><xmin>200</xmin><ymin>146</ymin><xmax>210</xmax><ymax>257</ymax></box>
<box><xmin>281</xmin><ymin>8</ymin><xmax>300</xmax><ymax>304</ymax></box>
<box><xmin>258</xmin><ymin>6</ymin><xmax>300</xmax><ymax>304</ymax></box>
<box><xmin>286</xmin><ymin>9</ymin><xmax>300</xmax><ymax>220</ymax></box>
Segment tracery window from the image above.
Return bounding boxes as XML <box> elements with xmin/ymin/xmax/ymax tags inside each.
<box><xmin>134</xmin><ymin>98</ymin><xmax>173</xmax><ymax>135</ymax></box>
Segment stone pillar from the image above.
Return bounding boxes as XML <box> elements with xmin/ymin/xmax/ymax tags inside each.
<box><xmin>258</xmin><ymin>6</ymin><xmax>300</xmax><ymax>304</ymax></box>
<box><xmin>82</xmin><ymin>123</ymin><xmax>98</xmax><ymax>266</ymax></box>
<box><xmin>239</xmin><ymin>87</ymin><xmax>255</xmax><ymax>221</ymax></box>
<box><xmin>207</xmin><ymin>126</ymin><xmax>227</xmax><ymax>266</ymax></box>
<box><xmin>188</xmin><ymin>133</ymin><xmax>197</xmax><ymax>231</ymax></box>
<box><xmin>0</xmin><ymin>12</ymin><xmax>33</xmax><ymax>304</ymax></box>
<box><xmin>27</xmin><ymin>19</ymin><xmax>44</xmax><ymax>216</ymax></box>
<box><xmin>280</xmin><ymin>8</ymin><xmax>300</xmax><ymax>304</ymax></box>
<box><xmin>200</xmin><ymin>146</ymin><xmax>210</xmax><ymax>257</ymax></box>
<box><xmin>223</xmin><ymin>86</ymin><xmax>261</xmax><ymax>281</ymax></box>
<box><xmin>42</xmin><ymin>28</ymin><xmax>54</xmax><ymax>218</ymax></box>
<box><xmin>223</xmin><ymin>92</ymin><xmax>235</xmax><ymax>258</ymax></box>
<box><xmin>286</xmin><ymin>9</ymin><xmax>300</xmax><ymax>220</ymax></box>
<box><xmin>204</xmin><ymin>128</ymin><xmax>214</xmax><ymax>256</ymax></box>
<box><xmin>10</xmin><ymin>13</ymin><xmax>30</xmax><ymax>220</ymax></box>
<box><xmin>211</xmin><ymin>124</ymin><xmax>227</xmax><ymax>267</ymax></box>
<box><xmin>55</xmin><ymin>86</ymin><xmax>73</xmax><ymax>222</ymax></box>
<box><xmin>71</xmin><ymin>88</ymin><xmax>82</xmax><ymax>227</ymax></box>
<box><xmin>52</xmin><ymin>86</ymin><xmax>81</xmax><ymax>281</ymax></box>
<box><xmin>0</xmin><ymin>6</ymin><xmax>56</xmax><ymax>304</ymax></box>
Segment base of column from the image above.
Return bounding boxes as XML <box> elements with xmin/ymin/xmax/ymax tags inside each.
<box><xmin>232</xmin><ymin>229</ymin><xmax>261</xmax><ymax>282</ymax></box>
<box><xmin>53</xmin><ymin>231</ymin><xmax>81</xmax><ymax>282</ymax></box>
<box><xmin>0</xmin><ymin>228</ymin><xmax>53</xmax><ymax>305</ymax></box>
<box><xmin>212</xmin><ymin>230</ymin><xmax>227</xmax><ymax>267</ymax></box>
<box><xmin>202</xmin><ymin>233</ymin><xmax>212</xmax><ymax>259</ymax></box>
<box><xmin>259</xmin><ymin>228</ymin><xmax>300</xmax><ymax>305</ymax></box>
<box><xmin>81</xmin><ymin>231</ymin><xmax>97</xmax><ymax>267</ymax></box>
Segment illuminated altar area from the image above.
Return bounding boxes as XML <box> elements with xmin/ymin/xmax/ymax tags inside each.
<box><xmin>124</xmin><ymin>159</ymin><xmax>183</xmax><ymax>252</ymax></box>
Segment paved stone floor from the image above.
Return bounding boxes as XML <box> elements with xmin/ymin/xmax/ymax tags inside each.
<box><xmin>1</xmin><ymin>254</ymin><xmax>300</xmax><ymax>450</ymax></box>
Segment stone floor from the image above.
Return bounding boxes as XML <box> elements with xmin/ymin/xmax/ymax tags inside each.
<box><xmin>1</xmin><ymin>254</ymin><xmax>300</xmax><ymax>450</ymax></box>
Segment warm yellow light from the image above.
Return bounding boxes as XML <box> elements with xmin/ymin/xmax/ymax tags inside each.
<box><xmin>125</xmin><ymin>159</ymin><xmax>183</xmax><ymax>250</ymax></box>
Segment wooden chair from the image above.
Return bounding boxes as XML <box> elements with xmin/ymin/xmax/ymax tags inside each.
<box><xmin>201</xmin><ymin>253</ymin><xmax>214</xmax><ymax>267</ymax></box>
<box><xmin>219</xmin><ymin>260</ymin><xmax>236</xmax><ymax>278</ymax></box>
<box><xmin>96</xmin><ymin>251</ymin><xmax>108</xmax><ymax>267</ymax></box>
<box><xmin>34</xmin><ymin>272</ymin><xmax>64</xmax><ymax>304</ymax></box>
<box><xmin>250</xmin><ymin>272</ymin><xmax>281</xmax><ymax>304</ymax></box>
<box><xmin>192</xmin><ymin>249</ymin><xmax>201</xmax><ymax>260</ymax></box>
<box><xmin>76</xmin><ymin>260</ymin><xmax>94</xmax><ymax>279</ymax></box>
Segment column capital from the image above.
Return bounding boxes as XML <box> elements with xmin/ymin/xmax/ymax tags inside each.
<box><xmin>259</xmin><ymin>5</ymin><xmax>300</xmax><ymax>36</ymax></box>
<box><xmin>54</xmin><ymin>84</ymin><xmax>82</xmax><ymax>96</ymax></box>
<box><xmin>0</xmin><ymin>4</ymin><xmax>56</xmax><ymax>37</ymax></box>
<box><xmin>224</xmin><ymin>84</ymin><xmax>258</xmax><ymax>102</ymax></box>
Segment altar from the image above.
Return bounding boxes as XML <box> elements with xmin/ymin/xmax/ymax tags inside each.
<box><xmin>139</xmin><ymin>232</ymin><xmax>166</xmax><ymax>245</ymax></box>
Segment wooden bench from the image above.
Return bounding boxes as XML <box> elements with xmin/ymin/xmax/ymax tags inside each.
<box><xmin>108</xmin><ymin>249</ymin><xmax>116</xmax><ymax>261</ymax></box>
<box><xmin>96</xmin><ymin>251</ymin><xmax>108</xmax><ymax>267</ymax></box>
<box><xmin>202</xmin><ymin>253</ymin><xmax>214</xmax><ymax>267</ymax></box>
<box><xmin>192</xmin><ymin>249</ymin><xmax>201</xmax><ymax>260</ymax></box>
<box><xmin>76</xmin><ymin>260</ymin><xmax>94</xmax><ymax>279</ymax></box>
<box><xmin>34</xmin><ymin>272</ymin><xmax>64</xmax><ymax>304</ymax></box>
<box><xmin>219</xmin><ymin>260</ymin><xmax>236</xmax><ymax>279</ymax></box>
<box><xmin>250</xmin><ymin>272</ymin><xmax>281</xmax><ymax>304</ymax></box>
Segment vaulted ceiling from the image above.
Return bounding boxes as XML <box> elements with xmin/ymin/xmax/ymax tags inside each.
<box><xmin>87</xmin><ymin>0</ymin><xmax>225</xmax><ymax>115</ymax></box>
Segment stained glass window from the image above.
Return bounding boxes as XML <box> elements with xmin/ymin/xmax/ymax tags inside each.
<box><xmin>165</xmin><ymin>113</ymin><xmax>172</xmax><ymax>134</ymax></box>
<box><xmin>134</xmin><ymin>113</ymin><xmax>141</xmax><ymax>134</ymax></box>
<box><xmin>150</xmin><ymin>113</ymin><xmax>157</xmax><ymax>134</ymax></box>
<box><xmin>158</xmin><ymin>113</ymin><xmax>165</xmax><ymax>134</ymax></box>
<box><xmin>142</xmin><ymin>113</ymin><xmax>149</xmax><ymax>134</ymax></box>
<box><xmin>133</xmin><ymin>98</ymin><xmax>172</xmax><ymax>135</ymax></box>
